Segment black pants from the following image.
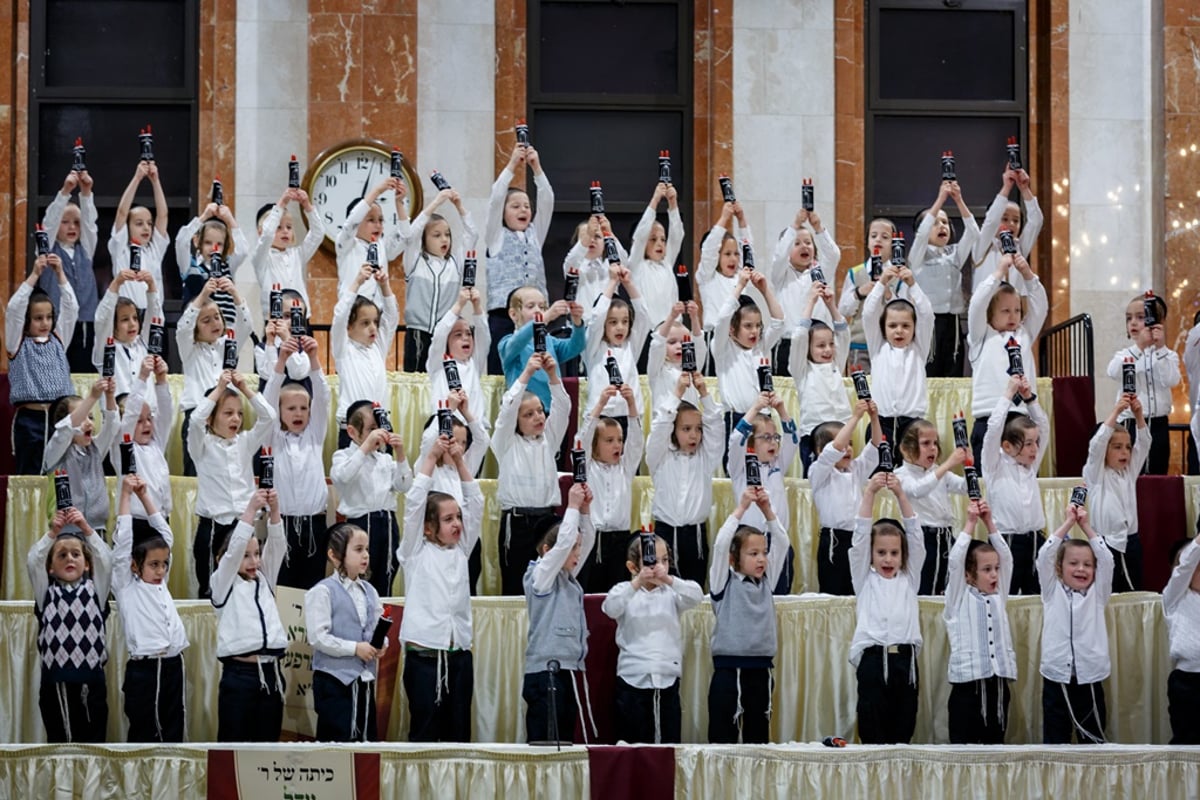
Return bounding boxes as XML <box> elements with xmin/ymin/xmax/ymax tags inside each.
<box><xmin>582</xmin><ymin>530</ymin><xmax>636</xmax><ymax>594</ymax></box>
<box><xmin>313</xmin><ymin>671</ymin><xmax>378</xmax><ymax>742</ymax></box>
<box><xmin>948</xmin><ymin>676</ymin><xmax>1010</xmax><ymax>744</ymax></box>
<box><xmin>877</xmin><ymin>415</ymin><xmax>917</xmax><ymax>459</ymax></box>
<box><xmin>347</xmin><ymin>510</ymin><xmax>399</xmax><ymax>598</ymax></box>
<box><xmin>655</xmin><ymin>521</ymin><xmax>708</xmax><ymax>589</ymax></box>
<box><xmin>1136</xmin><ymin>415</ymin><xmax>1171</xmax><ymax>476</ymax></box>
<box><xmin>970</xmin><ymin>415</ymin><xmax>989</xmax><ymax>480</ymax></box>
<box><xmin>38</xmin><ymin>673</ymin><xmax>107</xmax><ymax>743</ymax></box>
<box><xmin>856</xmin><ymin>644</ymin><xmax>918</xmax><ymax>744</ymax></box>
<box><xmin>817</xmin><ymin>527</ymin><xmax>854</xmax><ymax>595</ymax></box>
<box><xmin>708</xmin><ymin>666</ymin><xmax>772</xmax><ymax>744</ymax></box>
<box><xmin>768</xmin><ymin>530</ymin><xmax>795</xmax><ymax>596</ymax></box>
<box><xmin>403</xmin><ymin>649</ymin><xmax>474</xmax><ymax>742</ymax></box>
<box><xmin>772</xmin><ymin>338</ymin><xmax>792</xmax><ymax>377</ymax></box>
<box><xmin>524</xmin><ymin>669</ymin><xmax>578</xmax><ymax>744</ymax></box>
<box><xmin>721</xmin><ymin>410</ymin><xmax>741</xmax><ymax>477</ymax></box>
<box><xmin>403</xmin><ymin>328</ymin><xmax>432</xmax><ymax>373</ymax></box>
<box><xmin>1187</xmin><ymin>427</ymin><xmax>1198</xmax><ymax>475</ymax></box>
<box><xmin>799</xmin><ymin>434</ymin><xmax>816</xmax><ymax>478</ymax></box>
<box><xmin>217</xmin><ymin>659</ymin><xmax>284</xmax><ymax>742</ymax></box>
<box><xmin>123</xmin><ymin>655</ymin><xmax>186</xmax><ymax>743</ymax></box>
<box><xmin>926</xmin><ymin>313</ymin><xmax>965</xmax><ymax>378</ymax></box>
<box><xmin>67</xmin><ymin>320</ymin><xmax>96</xmax><ymax>374</ymax></box>
<box><xmin>194</xmin><ymin>516</ymin><xmax>237</xmax><ymax>600</ymax></box>
<box><xmin>180</xmin><ymin>408</ymin><xmax>197</xmax><ymax>477</ymax></box>
<box><xmin>1043</xmin><ymin>677</ymin><xmax>1106</xmax><ymax>744</ymax></box>
<box><xmin>469</xmin><ymin>538</ymin><xmax>482</xmax><ymax>596</ymax></box>
<box><xmin>919</xmin><ymin>526</ymin><xmax>954</xmax><ymax>595</ymax></box>
<box><xmin>1004</xmin><ymin>531</ymin><xmax>1043</xmax><ymax>596</ymax></box>
<box><xmin>487</xmin><ymin>309</ymin><xmax>514</xmax><ymax>376</ymax></box>
<box><xmin>1168</xmin><ymin>668</ymin><xmax>1200</xmax><ymax>744</ymax></box>
<box><xmin>277</xmin><ymin>513</ymin><xmax>330</xmax><ymax>590</ymax></box>
<box><xmin>614</xmin><ymin>677</ymin><xmax>682</xmax><ymax>744</ymax></box>
<box><xmin>500</xmin><ymin>508</ymin><xmax>559</xmax><ymax>596</ymax></box>
<box><xmin>1109</xmin><ymin>534</ymin><xmax>1143</xmax><ymax>593</ymax></box>
<box><xmin>12</xmin><ymin>406</ymin><xmax>51</xmax><ymax>475</ymax></box>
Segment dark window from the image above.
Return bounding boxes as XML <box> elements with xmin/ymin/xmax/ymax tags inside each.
<box><xmin>528</xmin><ymin>0</ymin><xmax>693</xmax><ymax>303</ymax></box>
<box><xmin>866</xmin><ymin>0</ymin><xmax>1027</xmax><ymax>237</ymax></box>
<box><xmin>44</xmin><ymin>0</ymin><xmax>190</xmax><ymax>90</ymax></box>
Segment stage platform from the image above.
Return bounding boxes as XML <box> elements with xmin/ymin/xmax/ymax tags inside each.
<box><xmin>1</xmin><ymin>742</ymin><xmax>1198</xmax><ymax>799</ymax></box>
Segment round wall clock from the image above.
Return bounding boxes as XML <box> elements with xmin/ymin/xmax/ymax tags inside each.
<box><xmin>301</xmin><ymin>138</ymin><xmax>424</xmax><ymax>254</ymax></box>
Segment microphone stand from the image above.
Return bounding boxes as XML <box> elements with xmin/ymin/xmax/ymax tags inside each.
<box><xmin>547</xmin><ymin>659</ymin><xmax>561</xmax><ymax>751</ymax></box>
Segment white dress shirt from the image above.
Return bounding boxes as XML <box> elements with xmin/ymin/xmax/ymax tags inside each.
<box><xmin>769</xmin><ymin>226</ymin><xmax>841</xmax><ymax>329</ymax></box>
<box><xmin>967</xmin><ymin>272</ymin><xmax>1048</xmax><ymax>419</ymax></box>
<box><xmin>647</xmin><ymin>329</ymin><xmax>709</xmax><ymax>411</ymax></box>
<box><xmin>943</xmin><ymin>531</ymin><xmax>1016</xmax><ymax>682</ymax></box>
<box><xmin>109</xmin><ymin>226</ymin><xmax>169</xmax><ymax>309</ymax></box>
<box><xmin>113</xmin><ymin>513</ymin><xmax>189</xmax><ymax>658</ymax></box>
<box><xmin>176</xmin><ymin>298</ymin><xmax>254</xmax><ymax>411</ymax></box>
<box><xmin>335</xmin><ymin>202</ymin><xmax>410</xmax><ymax>306</ymax></box>
<box><xmin>1105</xmin><ymin>345</ymin><xmax>1182</xmax><ymax>421</ymax></box>
<box><xmin>93</xmin><ymin>288</ymin><xmax>163</xmax><ymax>404</ymax></box>
<box><xmin>188</xmin><ymin>392</ymin><xmax>276</xmax><ymax>523</ymax></box>
<box><xmin>331</xmin><ymin>292</ymin><xmax>400</xmax><ymax>422</ymax></box>
<box><xmin>263</xmin><ymin>368</ymin><xmax>331</xmax><ymax>517</ymax></box>
<box><xmin>862</xmin><ymin>281</ymin><xmax>934</xmax><ymax>417</ymax></box>
<box><xmin>1081</xmin><ymin>422</ymin><xmax>1150</xmax><ymax>552</ymax></box>
<box><xmin>981</xmin><ymin>395</ymin><xmax>1049</xmax><ymax>533</ymax></box>
<box><xmin>583</xmin><ymin>293</ymin><xmax>651</xmax><ymax>417</ymax></box>
<box><xmin>115</xmin><ymin>380</ymin><xmax>174</xmax><ymax>518</ymax></box>
<box><xmin>970</xmin><ymin>193</ymin><xmax>1044</xmax><ymax>293</ymax></box>
<box><xmin>251</xmin><ymin>204</ymin><xmax>325</xmax><ymax>317</ymax></box>
<box><xmin>426</xmin><ymin>306</ymin><xmax>490</xmax><ymax>420</ymax></box>
<box><xmin>305</xmin><ymin>574</ymin><xmax>380</xmax><ymax>680</ymax></box>
<box><xmin>580</xmin><ymin>413</ymin><xmax>644</xmax><ymax>532</ymax></box>
<box><xmin>646</xmin><ymin>393</ymin><xmax>725</xmax><ymax>527</ymax></box>
<box><xmin>1037</xmin><ymin>536</ymin><xmax>1113</xmax><ymax>684</ymax></box>
<box><xmin>809</xmin><ymin>441</ymin><xmax>879</xmax><ymax>531</ymax></box>
<box><xmin>330</xmin><ymin>444</ymin><xmax>413</xmax><ymax>518</ymax></box>
<box><xmin>601</xmin><ymin>577</ymin><xmax>703</xmax><ymax>688</ymax></box>
<box><xmin>848</xmin><ymin>514</ymin><xmax>925</xmax><ymax>666</ymax></box>
<box><xmin>790</xmin><ymin>320</ymin><xmax>852</xmax><ymax>437</ymax></box>
<box><xmin>1164</xmin><ymin>539</ymin><xmax>1200</xmax><ymax>673</ymax></box>
<box><xmin>909</xmin><ymin>212</ymin><xmax>979</xmax><ymax>315</ymax></box>
<box><xmin>212</xmin><ymin>519</ymin><xmax>288</xmax><ymax>657</ymax></box>
<box><xmin>628</xmin><ymin>204</ymin><xmax>684</xmax><ymax>329</ymax></box>
<box><xmin>711</xmin><ymin>293</ymin><xmax>785</xmax><ymax>413</ymax></box>
<box><xmin>896</xmin><ymin>462</ymin><xmax>967</xmax><ymax>529</ymax></box>
<box><xmin>490</xmin><ymin>379</ymin><xmax>570</xmax><ymax>509</ymax></box>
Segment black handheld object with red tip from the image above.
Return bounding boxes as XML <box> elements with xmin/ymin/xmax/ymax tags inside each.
<box><xmin>372</xmin><ymin>401</ymin><xmax>394</xmax><ymax>434</ymax></box>
<box><xmin>964</xmin><ymin>457</ymin><xmax>981</xmax><ymax>500</ymax></box>
<box><xmin>34</xmin><ymin>224</ymin><xmax>50</xmax><ymax>257</ymax></box>
<box><xmin>290</xmin><ymin>301</ymin><xmax>306</xmax><ymax>337</ymax></box>
<box><xmin>640</xmin><ymin>530</ymin><xmax>658</xmax><ymax>567</ymax></box>
<box><xmin>604</xmin><ymin>234</ymin><xmax>621</xmax><ymax>265</ymax></box>
<box><xmin>876</xmin><ymin>440</ymin><xmax>894</xmax><ymax>473</ymax></box>
<box><xmin>869</xmin><ymin>246</ymin><xmax>883</xmax><ymax>281</ymax></box>
<box><xmin>120</xmin><ymin>434</ymin><xmax>137</xmax><ymax>475</ymax></box>
<box><xmin>1121</xmin><ymin>358</ymin><xmax>1136</xmax><ymax>395</ymax></box>
<box><xmin>852</xmin><ymin>367</ymin><xmax>871</xmax><ymax>400</ymax></box>
<box><xmin>681</xmin><ymin>335</ymin><xmax>697</xmax><ymax>373</ymax></box>
<box><xmin>745</xmin><ymin>445</ymin><xmax>762</xmax><ymax>487</ymax></box>
<box><xmin>998</xmin><ymin>227</ymin><xmax>1017</xmax><ymax>256</ymax></box>
<box><xmin>675</xmin><ymin>263</ymin><xmax>693</xmax><ymax>304</ymax></box>
<box><xmin>571</xmin><ymin>440</ymin><xmax>587</xmax><ymax>484</ymax></box>
<box><xmin>102</xmin><ymin>337</ymin><xmax>116</xmax><ymax>378</ymax></box>
<box><xmin>148</xmin><ymin>317</ymin><xmax>165</xmax><ymax>356</ymax></box>
<box><xmin>742</xmin><ymin>239</ymin><xmax>756</xmax><ymax>271</ymax></box>
<box><xmin>1005</xmin><ymin>337</ymin><xmax>1024</xmax><ymax>376</ymax></box>
<box><xmin>757</xmin><ymin>358</ymin><xmax>773</xmax><ymax>393</ymax></box>
<box><xmin>1143</xmin><ymin>291</ymin><xmax>1160</xmax><ymax>328</ymax></box>
<box><xmin>269</xmin><ymin>284</ymin><xmax>283</xmax><ymax>320</ymax></box>
<box><xmin>54</xmin><ymin>469</ymin><xmax>73</xmax><ymax>512</ymax></box>
<box><xmin>138</xmin><ymin>125</ymin><xmax>154</xmax><ymax>162</ymax></box>
<box><xmin>444</xmin><ymin>354</ymin><xmax>462</xmax><ymax>391</ymax></box>
<box><xmin>952</xmin><ymin>412</ymin><xmax>969</xmax><ymax>450</ymax></box>
<box><xmin>390</xmin><ymin>148</ymin><xmax>404</xmax><ymax>180</ymax></box>
<box><xmin>891</xmin><ymin>232</ymin><xmax>906</xmax><ymax>268</ymax></box>
<box><xmin>658</xmin><ymin>150</ymin><xmax>672</xmax><ymax>185</ymax></box>
<box><xmin>941</xmin><ymin>150</ymin><xmax>956</xmax><ymax>182</ymax></box>
<box><xmin>258</xmin><ymin>447</ymin><xmax>275</xmax><ymax>490</ymax></box>
<box><xmin>1070</xmin><ymin>485</ymin><xmax>1088</xmax><ymax>507</ymax></box>
<box><xmin>801</xmin><ymin>178</ymin><xmax>814</xmax><ymax>212</ymax></box>
<box><xmin>462</xmin><ymin>250</ymin><xmax>477</xmax><ymax>288</ymax></box>
<box><xmin>288</xmin><ymin>154</ymin><xmax>301</xmax><ymax>189</ymax></box>
<box><xmin>210</xmin><ymin>245</ymin><xmax>229</xmax><ymax>280</ymax></box>
<box><xmin>810</xmin><ymin>263</ymin><xmax>826</xmax><ymax>285</ymax></box>
<box><xmin>430</xmin><ymin>171</ymin><xmax>452</xmax><ymax>191</ymax></box>
<box><xmin>589</xmin><ymin>181</ymin><xmax>605</xmax><ymax>216</ymax></box>
<box><xmin>437</xmin><ymin>401</ymin><xmax>453</xmax><ymax>439</ymax></box>
<box><xmin>222</xmin><ymin>330</ymin><xmax>239</xmax><ymax>370</ymax></box>
<box><xmin>1006</xmin><ymin>136</ymin><xmax>1022</xmax><ymax>171</ymax></box>
<box><xmin>718</xmin><ymin>174</ymin><xmax>736</xmax><ymax>203</ymax></box>
<box><xmin>129</xmin><ymin>241</ymin><xmax>142</xmax><ymax>272</ymax></box>
<box><xmin>564</xmin><ymin>267</ymin><xmax>579</xmax><ymax>303</ymax></box>
<box><xmin>72</xmin><ymin>137</ymin><xmax>87</xmax><ymax>173</ymax></box>
<box><xmin>370</xmin><ymin>607</ymin><xmax>394</xmax><ymax>649</ymax></box>
<box><xmin>532</xmin><ymin>312</ymin><xmax>547</xmax><ymax>353</ymax></box>
<box><xmin>366</xmin><ymin>240</ymin><xmax>380</xmax><ymax>273</ymax></box>
<box><xmin>515</xmin><ymin>119</ymin><xmax>531</xmax><ymax>148</ymax></box>
<box><xmin>605</xmin><ymin>351</ymin><xmax>623</xmax><ymax>386</ymax></box>
<box><xmin>211</xmin><ymin>176</ymin><xmax>224</xmax><ymax>207</ymax></box>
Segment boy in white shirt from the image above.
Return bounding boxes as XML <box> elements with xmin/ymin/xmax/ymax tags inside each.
<box><xmin>1164</xmin><ymin>534</ymin><xmax>1200</xmax><ymax>743</ymax></box>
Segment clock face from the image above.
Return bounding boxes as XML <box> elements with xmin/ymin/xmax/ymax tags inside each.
<box><xmin>303</xmin><ymin>140</ymin><xmax>423</xmax><ymax>253</ymax></box>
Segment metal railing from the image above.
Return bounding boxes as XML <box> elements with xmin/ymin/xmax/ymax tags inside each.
<box><xmin>1038</xmin><ymin>313</ymin><xmax>1093</xmax><ymax>380</ymax></box>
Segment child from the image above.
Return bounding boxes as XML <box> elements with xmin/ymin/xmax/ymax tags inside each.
<box><xmin>863</xmin><ymin>263</ymin><xmax>933</xmax><ymax>450</ymax></box>
<box><xmin>647</xmin><ymin>300</ymin><xmax>707</xmax><ymax>411</ymax></box>
<box><xmin>697</xmin><ymin>201</ymin><xmax>754</xmax><ymax>330</ymax></box>
<box><xmin>707</xmin><ymin>486</ymin><xmax>790</xmax><ymax>744</ymax></box>
<box><xmin>27</xmin><ymin>506</ymin><xmax>112</xmax><ymax>742</ymax></box>
<box><xmin>427</xmin><ymin>287</ymin><xmax>490</xmax><ymax>419</ymax></box>
<box><xmin>304</xmin><ymin>524</ymin><xmax>386</xmax><ymax>742</ymax></box>
<box><xmin>211</xmin><ymin>490</ymin><xmax>288</xmax><ymax>743</ymax></box>
<box><xmin>403</xmin><ymin>185</ymin><xmax>478</xmax><ymax>371</ymax></box>
<box><xmin>523</xmin><ymin>482</ymin><xmax>596</xmax><ymax>744</ymax></box>
<box><xmin>485</xmin><ymin>144</ymin><xmax>554</xmax><ymax>374</ymax></box>
<box><xmin>602</xmin><ymin>533</ymin><xmax>703</xmax><ymax>744</ymax></box>
<box><xmin>578</xmin><ymin>383</ymin><xmax>645</xmax><ymax>593</ymax></box>
<box><xmin>809</xmin><ymin>400</ymin><xmax>883</xmax><ymax>595</ymax></box>
<box><xmin>251</xmin><ymin>187</ymin><xmax>324</xmax><ymax>319</ymax></box>
<box><xmin>967</xmin><ymin>252</ymin><xmax>1048</xmax><ymax>468</ymax></box>
<box><xmin>646</xmin><ymin>372</ymin><xmax>725</xmax><ymax>586</ymax></box>
<box><xmin>263</xmin><ymin>336</ymin><xmax>331</xmax><ymax>590</ymax></box>
<box><xmin>113</xmin><ymin>475</ymin><xmax>189</xmax><ymax>743</ymax></box>
<box><xmin>398</xmin><ymin>435</ymin><xmax>483</xmax><ymax>741</ymax></box>
<box><xmin>116</xmin><ymin>356</ymin><xmax>175</xmax><ymax>534</ymax></box>
<box><xmin>628</xmin><ymin>182</ymin><xmax>685</xmax><ymax>336</ymax></box>
<box><xmin>971</xmin><ymin>165</ymin><xmax>1043</xmax><ymax>292</ymax></box>
<box><xmin>40</xmin><ymin>169</ymin><xmax>99</xmax><ymax>371</ymax></box>
<box><xmin>582</xmin><ymin>264</ymin><xmax>651</xmax><ymax>426</ymax></box>
<box><xmin>943</xmin><ymin>499</ymin><xmax>1016</xmax><ymax>744</ymax></box>
<box><xmin>336</xmin><ymin>176</ymin><xmax>410</xmax><ymax>306</ymax></box>
<box><xmin>983</xmin><ymin>375</ymin><xmax>1049</xmax><ymax>595</ymax></box>
<box><xmin>769</xmin><ymin>206</ymin><xmax>841</xmax><ymax>373</ymax></box>
<box><xmin>498</xmin><ymin>285</ymin><xmax>585</xmax><ymax>413</ymax></box>
<box><xmin>93</xmin><ymin>269</ymin><xmax>163</xmax><ymax>402</ymax></box>
<box><xmin>789</xmin><ymin>282</ymin><xmax>851</xmax><ymax>474</ymax></box>
<box><xmin>175</xmin><ymin>201</ymin><xmax>248</xmax><ymax>316</ymax></box>
<box><xmin>849</xmin><ymin>473</ymin><xmax>923</xmax><ymax>745</ymax></box>
<box><xmin>712</xmin><ymin>268</ymin><xmax>785</xmax><ymax>468</ymax></box>
<box><xmin>1106</xmin><ymin>293</ymin><xmax>1180</xmax><ymax>475</ymax></box>
<box><xmin>177</xmin><ymin>276</ymin><xmax>254</xmax><ymax>476</ymax></box>
<box><xmin>909</xmin><ymin>179</ymin><xmax>979</xmax><ymax>377</ymax></box>
<box><xmin>837</xmin><ymin>218</ymin><xmax>896</xmax><ymax>374</ymax></box>
<box><xmin>563</xmin><ymin>213</ymin><xmax>626</xmax><ymax>315</ymax></box>
<box><xmin>727</xmin><ymin>391</ymin><xmax>799</xmax><ymax>595</ymax></box>
<box><xmin>491</xmin><ymin>352</ymin><xmax>572</xmax><ymax>595</ymax></box>
<box><xmin>7</xmin><ymin>255</ymin><xmax>78</xmax><ymax>474</ymax></box>
<box><xmin>1037</xmin><ymin>503</ymin><xmax>1113</xmax><ymax>744</ymax></box>
<box><xmin>1164</xmin><ymin>536</ymin><xmax>1200</xmax><ymax>743</ymax></box>
<box><xmin>332</xmin><ymin>263</ymin><xmax>400</xmax><ymax>447</ymax></box>
<box><xmin>188</xmin><ymin>369</ymin><xmax>277</xmax><ymax>599</ymax></box>
<box><xmin>42</xmin><ymin>378</ymin><xmax>118</xmax><ymax>539</ymax></box>
<box><xmin>109</xmin><ymin>160</ymin><xmax>169</xmax><ymax>311</ymax></box>
<box><xmin>896</xmin><ymin>419</ymin><xmax>968</xmax><ymax>595</ymax></box>
<box><xmin>254</xmin><ymin>290</ymin><xmax>312</xmax><ymax>385</ymax></box>
<box><xmin>1083</xmin><ymin>396</ymin><xmax>1150</xmax><ymax>592</ymax></box>
<box><xmin>330</xmin><ymin>400</ymin><xmax>413</xmax><ymax>598</ymax></box>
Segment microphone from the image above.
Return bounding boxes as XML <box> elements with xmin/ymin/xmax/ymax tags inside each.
<box><xmin>547</xmin><ymin>659</ymin><xmax>561</xmax><ymax>675</ymax></box>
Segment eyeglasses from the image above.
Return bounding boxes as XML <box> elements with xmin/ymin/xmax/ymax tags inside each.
<box><xmin>753</xmin><ymin>434</ymin><xmax>782</xmax><ymax>443</ymax></box>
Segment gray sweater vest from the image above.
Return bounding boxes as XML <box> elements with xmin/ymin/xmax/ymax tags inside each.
<box><xmin>311</xmin><ymin>577</ymin><xmax>380</xmax><ymax>685</ymax></box>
